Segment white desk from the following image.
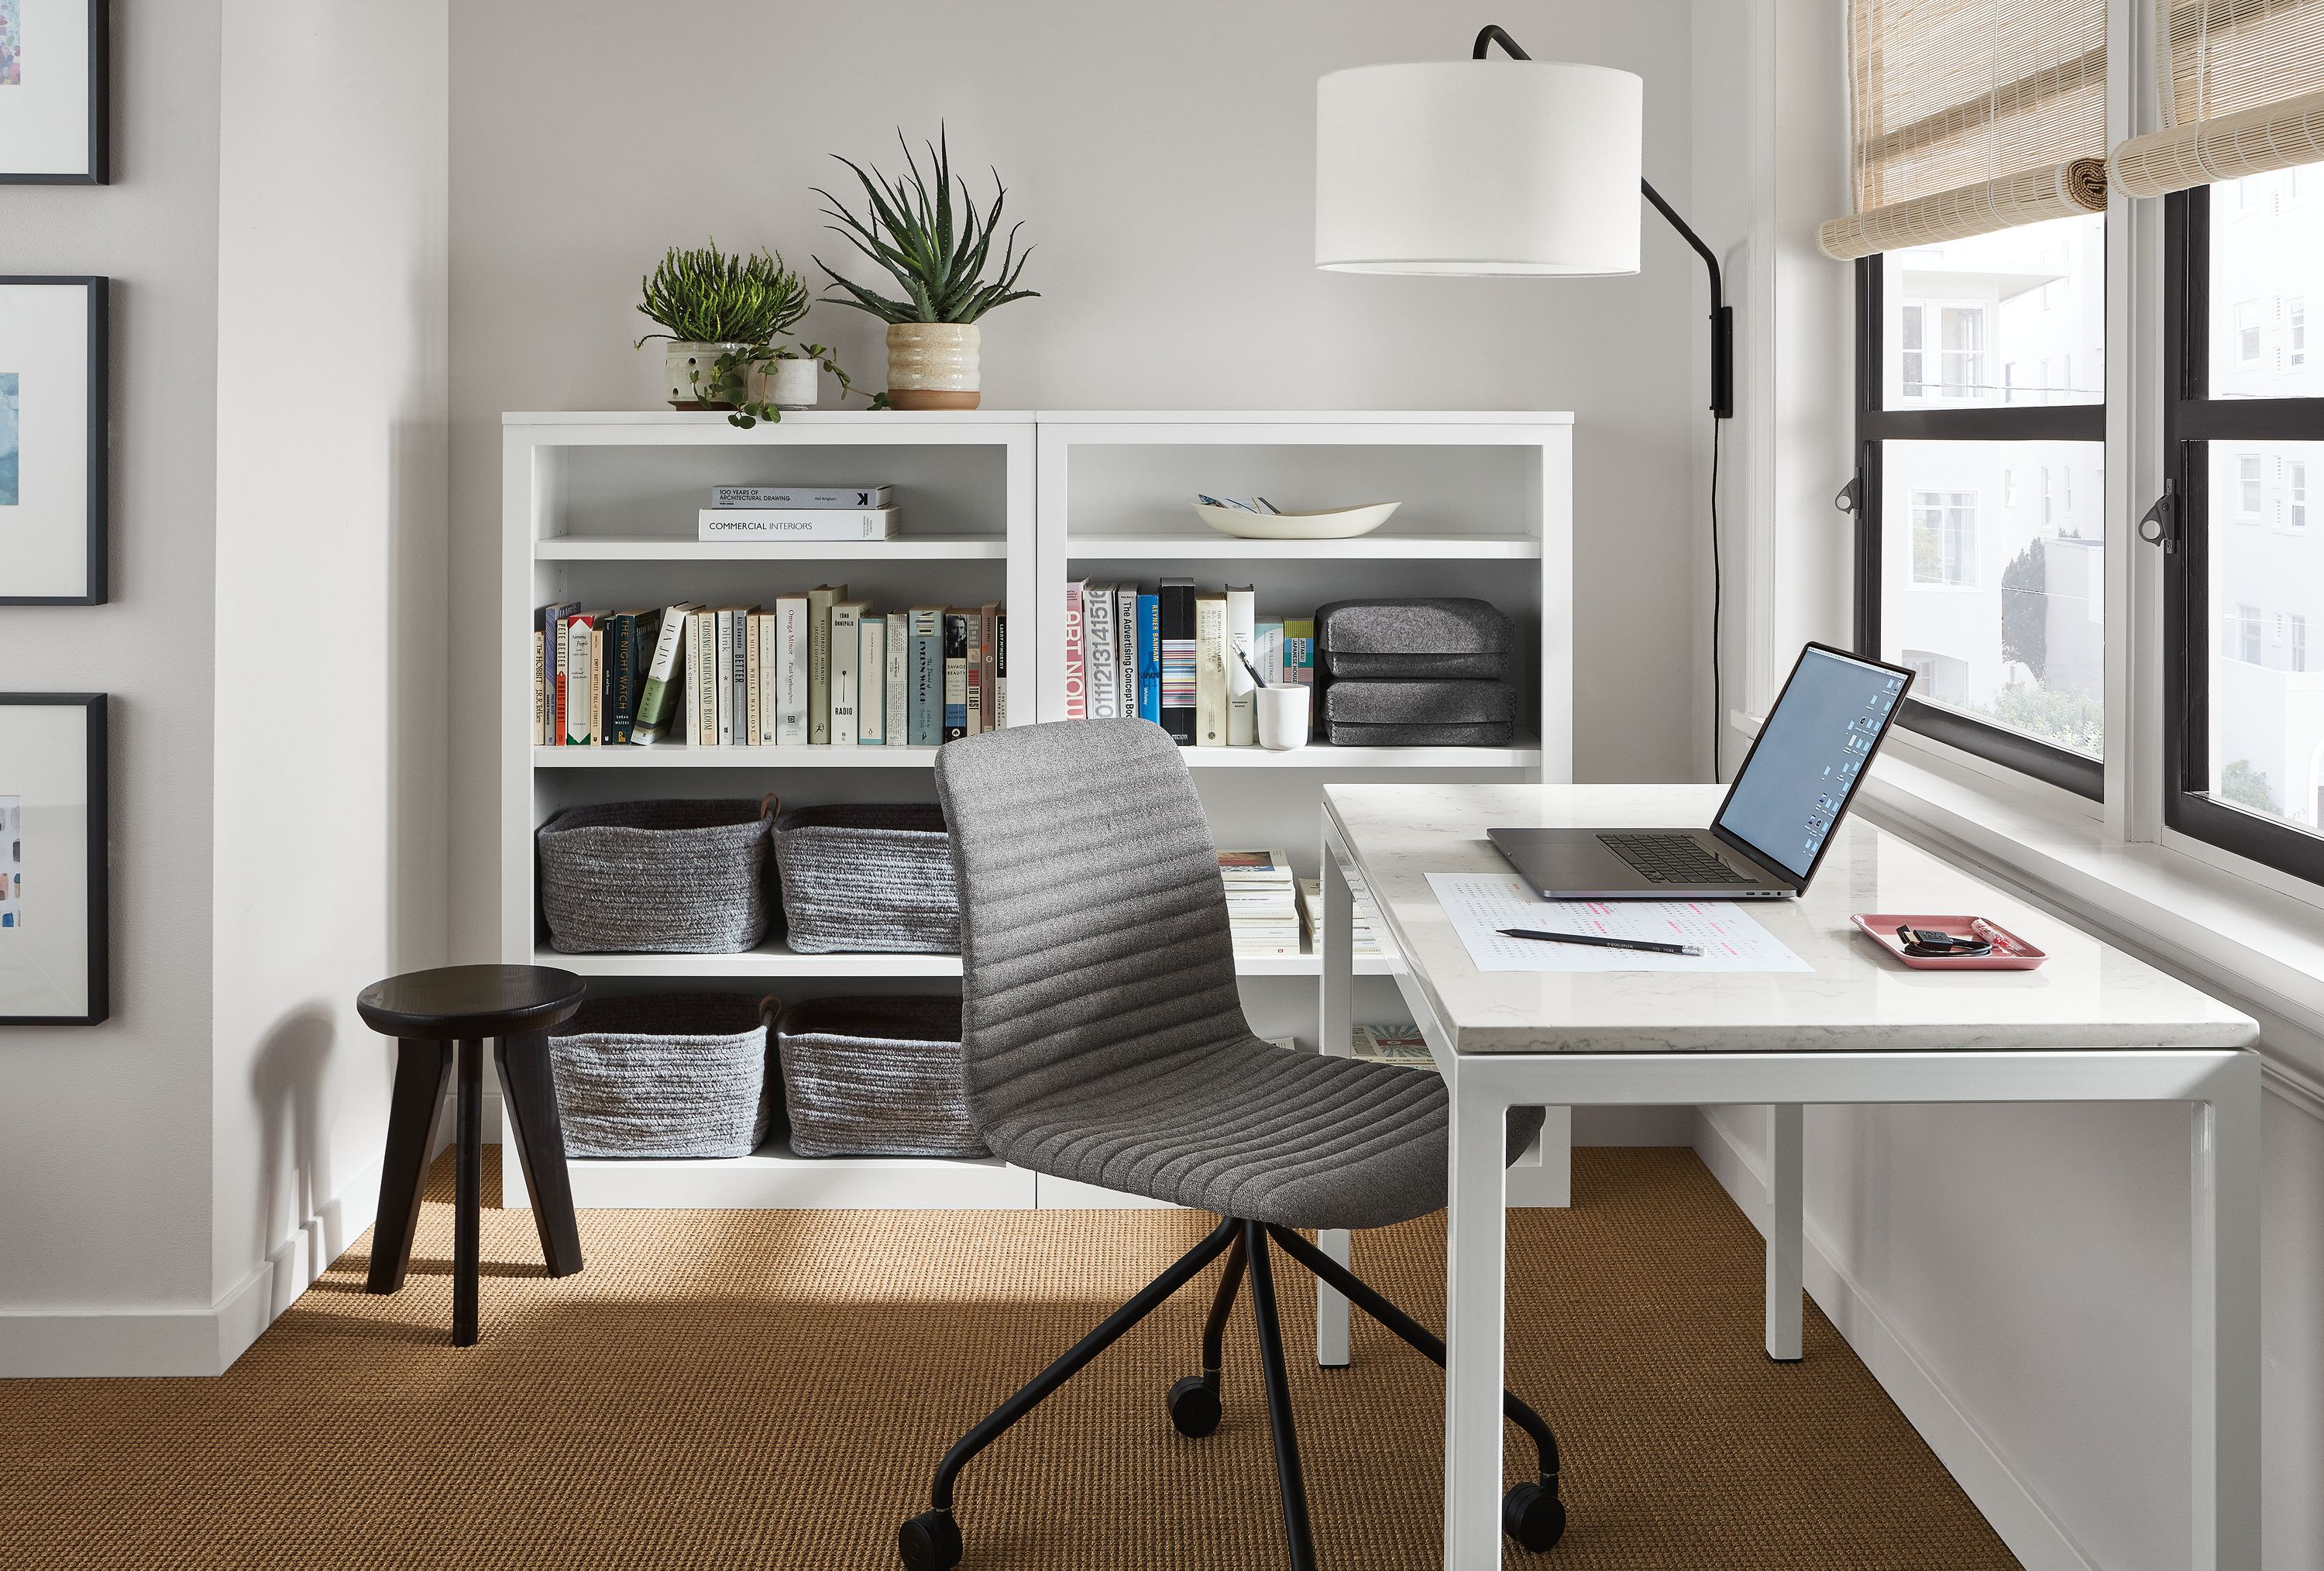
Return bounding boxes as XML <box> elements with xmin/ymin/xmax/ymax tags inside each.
<box><xmin>1315</xmin><ymin>783</ymin><xmax>2261</xmax><ymax>1571</ymax></box>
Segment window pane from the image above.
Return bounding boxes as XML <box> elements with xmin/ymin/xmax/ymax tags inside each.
<box><xmin>2209</xmin><ymin>160</ymin><xmax>2324</xmax><ymax>397</ymax></box>
<box><xmin>2202</xmin><ymin>441</ymin><xmax>2324</xmax><ymax>834</ymax></box>
<box><xmin>1883</xmin><ymin>213</ymin><xmax>2104</xmax><ymax>409</ymax></box>
<box><xmin>1882</xmin><ymin>439</ymin><xmax>2104</xmax><ymax>757</ymax></box>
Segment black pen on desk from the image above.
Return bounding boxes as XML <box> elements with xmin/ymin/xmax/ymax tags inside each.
<box><xmin>1498</xmin><ymin>927</ymin><xmax>1703</xmax><ymax>957</ymax></box>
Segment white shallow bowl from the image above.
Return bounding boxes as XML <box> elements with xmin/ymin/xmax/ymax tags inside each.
<box><xmin>1193</xmin><ymin>501</ymin><xmax>1400</xmax><ymax>540</ymax></box>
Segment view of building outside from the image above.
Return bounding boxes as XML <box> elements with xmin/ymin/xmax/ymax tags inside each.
<box><xmin>2206</xmin><ymin>163</ymin><xmax>2322</xmax><ymax>834</ymax></box>
<box><xmin>1879</xmin><ymin>213</ymin><xmax>2106</xmax><ymax>758</ymax></box>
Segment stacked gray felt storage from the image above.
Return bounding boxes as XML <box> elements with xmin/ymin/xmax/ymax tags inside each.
<box><xmin>1314</xmin><ymin>598</ymin><xmax>1518</xmax><ymax>746</ymax></box>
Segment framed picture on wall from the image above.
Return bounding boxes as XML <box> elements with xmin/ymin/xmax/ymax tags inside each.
<box><xmin>0</xmin><ymin>277</ymin><xmax>107</xmax><ymax>604</ymax></box>
<box><xmin>0</xmin><ymin>0</ymin><xmax>108</xmax><ymax>184</ymax></box>
<box><xmin>0</xmin><ymin>694</ymin><xmax>108</xmax><ymax>1026</ymax></box>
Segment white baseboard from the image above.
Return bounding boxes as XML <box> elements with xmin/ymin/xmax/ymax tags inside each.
<box><xmin>0</xmin><ymin>1154</ymin><xmax>382</xmax><ymax>1379</ymax></box>
<box><xmin>1691</xmin><ymin>1109</ymin><xmax>2099</xmax><ymax>1571</ymax></box>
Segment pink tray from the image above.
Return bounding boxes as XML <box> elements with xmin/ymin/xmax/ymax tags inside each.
<box><xmin>1851</xmin><ymin>913</ymin><xmax>2048</xmax><ymax>971</ymax></box>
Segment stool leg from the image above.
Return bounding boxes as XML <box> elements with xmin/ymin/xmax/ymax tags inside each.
<box><xmin>367</xmin><ymin>1039</ymin><xmax>451</xmax><ymax>1294</ymax></box>
<box><xmin>497</xmin><ymin>1030</ymin><xmax>583</xmax><ymax>1277</ymax></box>
<box><xmin>453</xmin><ymin>1037</ymin><xmax>483</xmax><ymax>1348</ymax></box>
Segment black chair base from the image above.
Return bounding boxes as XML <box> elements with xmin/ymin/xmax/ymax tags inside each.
<box><xmin>896</xmin><ymin>1216</ymin><xmax>1564</xmax><ymax>1570</ymax></box>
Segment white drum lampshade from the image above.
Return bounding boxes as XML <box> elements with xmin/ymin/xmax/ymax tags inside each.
<box><xmin>1315</xmin><ymin>60</ymin><xmax>1644</xmax><ymax>275</ymax></box>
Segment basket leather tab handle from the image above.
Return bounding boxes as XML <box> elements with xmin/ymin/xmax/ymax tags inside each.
<box><xmin>758</xmin><ymin>994</ymin><xmax>783</xmax><ymax>1029</ymax></box>
<box><xmin>759</xmin><ymin>793</ymin><xmax>782</xmax><ymax>823</ymax></box>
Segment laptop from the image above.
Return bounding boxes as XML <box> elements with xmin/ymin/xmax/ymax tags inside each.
<box><xmin>1488</xmin><ymin>642</ymin><xmax>1914</xmax><ymax>900</ymax></box>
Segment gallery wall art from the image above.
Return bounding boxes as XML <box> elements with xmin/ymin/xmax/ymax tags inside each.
<box><xmin>0</xmin><ymin>694</ymin><xmax>107</xmax><ymax>1025</ymax></box>
<box><xmin>0</xmin><ymin>0</ymin><xmax>107</xmax><ymax>183</ymax></box>
<box><xmin>0</xmin><ymin>277</ymin><xmax>107</xmax><ymax>604</ymax></box>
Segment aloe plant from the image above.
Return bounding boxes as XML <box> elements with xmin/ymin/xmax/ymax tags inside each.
<box><xmin>634</xmin><ymin>243</ymin><xmax>810</xmax><ymax>347</ymax></box>
<box><xmin>814</xmin><ymin>127</ymin><xmax>1038</xmax><ymax>325</ymax></box>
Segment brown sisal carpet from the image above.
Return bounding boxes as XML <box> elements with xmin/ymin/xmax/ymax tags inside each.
<box><xmin>0</xmin><ymin>1148</ymin><xmax>2017</xmax><ymax>1570</ymax></box>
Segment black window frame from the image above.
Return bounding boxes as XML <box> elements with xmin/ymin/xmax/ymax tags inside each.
<box><xmin>2162</xmin><ymin>183</ymin><xmax>2324</xmax><ymax>884</ymax></box>
<box><xmin>1852</xmin><ymin>253</ymin><xmax>2109</xmax><ymax>797</ymax></box>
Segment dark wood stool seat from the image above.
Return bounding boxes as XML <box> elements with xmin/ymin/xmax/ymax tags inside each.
<box><xmin>359</xmin><ymin>964</ymin><xmax>587</xmax><ymax>1346</ymax></box>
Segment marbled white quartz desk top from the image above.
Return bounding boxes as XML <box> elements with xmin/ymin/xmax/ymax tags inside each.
<box><xmin>1325</xmin><ymin>783</ymin><xmax>2259</xmax><ymax>1057</ymax></box>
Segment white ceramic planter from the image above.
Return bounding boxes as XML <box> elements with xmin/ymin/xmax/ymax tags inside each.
<box><xmin>662</xmin><ymin>341</ymin><xmax>755</xmax><ymax>408</ymax></box>
<box><xmin>885</xmin><ymin>322</ymin><xmax>981</xmax><ymax>410</ymax></box>
<box><xmin>767</xmin><ymin>356</ymin><xmax>820</xmax><ymax>408</ymax></box>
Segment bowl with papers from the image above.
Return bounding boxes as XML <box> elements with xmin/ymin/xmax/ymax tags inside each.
<box><xmin>1192</xmin><ymin>499</ymin><xmax>1400</xmax><ymax>540</ymax></box>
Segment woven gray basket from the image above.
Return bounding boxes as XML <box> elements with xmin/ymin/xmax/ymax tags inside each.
<box><xmin>777</xmin><ymin>996</ymin><xmax>985</xmax><ymax>1158</ymax></box>
<box><xmin>775</xmin><ymin>803</ymin><xmax>960</xmax><ymax>954</ymax></box>
<box><xmin>538</xmin><ymin>798</ymin><xmax>772</xmax><ymax>954</ymax></box>
<box><xmin>548</xmin><ymin>992</ymin><xmax>778</xmax><ymax>1159</ymax></box>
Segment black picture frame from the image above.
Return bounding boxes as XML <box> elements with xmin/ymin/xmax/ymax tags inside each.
<box><xmin>0</xmin><ymin>693</ymin><xmax>108</xmax><ymax>1026</ymax></box>
<box><xmin>0</xmin><ymin>274</ymin><xmax>108</xmax><ymax>605</ymax></box>
<box><xmin>0</xmin><ymin>0</ymin><xmax>109</xmax><ymax>184</ymax></box>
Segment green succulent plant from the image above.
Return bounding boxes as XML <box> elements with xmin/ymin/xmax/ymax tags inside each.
<box><xmin>814</xmin><ymin>127</ymin><xmax>1038</xmax><ymax>325</ymax></box>
<box><xmin>634</xmin><ymin>242</ymin><xmax>810</xmax><ymax>347</ymax></box>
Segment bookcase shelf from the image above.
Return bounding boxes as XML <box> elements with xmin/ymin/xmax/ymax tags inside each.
<box><xmin>505</xmin><ymin>411</ymin><xmax>1570</xmax><ymax>1211</ymax></box>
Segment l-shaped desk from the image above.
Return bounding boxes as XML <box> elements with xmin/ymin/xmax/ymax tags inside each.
<box><xmin>1313</xmin><ymin>782</ymin><xmax>2261</xmax><ymax>1571</ymax></box>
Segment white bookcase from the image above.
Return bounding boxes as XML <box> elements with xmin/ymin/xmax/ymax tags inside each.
<box><xmin>501</xmin><ymin>410</ymin><xmax>1572</xmax><ymax>1211</ymax></box>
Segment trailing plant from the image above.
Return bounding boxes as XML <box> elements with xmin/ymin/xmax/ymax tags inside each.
<box><xmin>814</xmin><ymin>126</ymin><xmax>1037</xmax><ymax>325</ymax></box>
<box><xmin>700</xmin><ymin>340</ymin><xmax>889</xmax><ymax>428</ymax></box>
<box><xmin>635</xmin><ymin>242</ymin><xmax>810</xmax><ymax>347</ymax></box>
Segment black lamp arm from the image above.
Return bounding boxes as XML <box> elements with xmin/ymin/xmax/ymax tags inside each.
<box><xmin>1473</xmin><ymin>24</ymin><xmax>1735</xmax><ymax>418</ymax></box>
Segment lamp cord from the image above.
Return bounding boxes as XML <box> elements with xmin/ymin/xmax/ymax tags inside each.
<box><xmin>1710</xmin><ymin>411</ymin><xmax>1723</xmax><ymax>785</ymax></box>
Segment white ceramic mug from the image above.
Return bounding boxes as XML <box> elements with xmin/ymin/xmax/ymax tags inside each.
<box><xmin>1256</xmin><ymin>685</ymin><xmax>1312</xmax><ymax>751</ymax></box>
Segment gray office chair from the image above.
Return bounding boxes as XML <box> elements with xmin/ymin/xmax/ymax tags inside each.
<box><xmin>899</xmin><ymin>718</ymin><xmax>1563</xmax><ymax>1571</ymax></box>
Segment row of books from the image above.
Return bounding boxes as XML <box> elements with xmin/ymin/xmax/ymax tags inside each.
<box><xmin>1064</xmin><ymin>580</ymin><xmax>1316</xmax><ymax>747</ymax></box>
<box><xmin>533</xmin><ymin>592</ymin><xmax>1005</xmax><ymax>748</ymax></box>
<box><xmin>1219</xmin><ymin>851</ymin><xmax>1388</xmax><ymax>961</ymax></box>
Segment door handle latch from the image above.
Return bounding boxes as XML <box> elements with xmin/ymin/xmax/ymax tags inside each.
<box><xmin>2137</xmin><ymin>480</ymin><xmax>2179</xmax><ymax>553</ymax></box>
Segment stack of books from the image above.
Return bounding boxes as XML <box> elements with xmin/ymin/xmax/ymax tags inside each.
<box><xmin>696</xmin><ymin>483</ymin><xmax>899</xmax><ymax>541</ymax></box>
<box><xmin>1219</xmin><ymin>849</ymin><xmax>1300</xmax><ymax>957</ymax></box>
<box><xmin>532</xmin><ymin>593</ymin><xmax>1005</xmax><ymax>748</ymax></box>
<box><xmin>1298</xmin><ymin>877</ymin><xmax>1384</xmax><ymax>958</ymax></box>
<box><xmin>1061</xmin><ymin>579</ymin><xmax>1314</xmax><ymax>747</ymax></box>
<box><xmin>1349</xmin><ymin>1023</ymin><xmax>1431</xmax><ymax>1068</ymax></box>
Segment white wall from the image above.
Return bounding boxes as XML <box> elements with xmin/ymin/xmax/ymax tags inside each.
<box><xmin>210</xmin><ymin>2</ymin><xmax>450</xmax><ymax>1346</ymax></box>
<box><xmin>0</xmin><ymin>0</ymin><xmax>223</xmax><ymax>1373</ymax></box>
<box><xmin>444</xmin><ymin>0</ymin><xmax>1711</xmax><ymax>961</ymax></box>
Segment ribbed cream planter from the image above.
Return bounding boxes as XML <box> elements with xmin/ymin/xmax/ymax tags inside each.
<box><xmin>885</xmin><ymin>322</ymin><xmax>981</xmax><ymax>410</ymax></box>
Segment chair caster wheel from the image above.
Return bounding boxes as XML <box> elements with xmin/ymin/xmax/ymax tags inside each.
<box><xmin>1167</xmin><ymin>1373</ymin><xmax>1222</xmax><ymax>1438</ymax></box>
<box><xmin>1503</xmin><ymin>1482</ymin><xmax>1566</xmax><ymax>1552</ymax></box>
<box><xmin>897</xmin><ymin>1509</ymin><xmax>962</xmax><ymax>1570</ymax></box>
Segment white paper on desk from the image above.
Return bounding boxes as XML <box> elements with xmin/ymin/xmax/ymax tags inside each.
<box><xmin>1425</xmin><ymin>873</ymin><xmax>1813</xmax><ymax>973</ymax></box>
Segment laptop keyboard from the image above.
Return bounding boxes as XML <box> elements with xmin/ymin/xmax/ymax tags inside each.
<box><xmin>1598</xmin><ymin>833</ymin><xmax>1752</xmax><ymax>885</ymax></box>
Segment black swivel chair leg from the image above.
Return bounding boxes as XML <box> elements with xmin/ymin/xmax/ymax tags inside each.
<box><xmin>1167</xmin><ymin>1228</ymin><xmax>1247</xmax><ymax>1439</ymax></box>
<box><xmin>899</xmin><ymin>1215</ymin><xmax>1239</xmax><ymax>1571</ymax></box>
<box><xmin>1267</xmin><ymin>1222</ymin><xmax>1566</xmax><ymax>1552</ymax></box>
<box><xmin>1246</xmin><ymin>1220</ymin><xmax>1319</xmax><ymax>1571</ymax></box>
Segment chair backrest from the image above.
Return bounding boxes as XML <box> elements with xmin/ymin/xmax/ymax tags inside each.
<box><xmin>932</xmin><ymin>719</ymin><xmax>1250</xmax><ymax>1131</ymax></box>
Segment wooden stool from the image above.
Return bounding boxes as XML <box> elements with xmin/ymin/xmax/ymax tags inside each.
<box><xmin>357</xmin><ymin>964</ymin><xmax>586</xmax><ymax>1346</ymax></box>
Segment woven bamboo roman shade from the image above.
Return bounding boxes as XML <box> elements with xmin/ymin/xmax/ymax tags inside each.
<box><xmin>1818</xmin><ymin>0</ymin><xmax>2109</xmax><ymax>261</ymax></box>
<box><xmin>2109</xmin><ymin>0</ymin><xmax>2324</xmax><ymax>195</ymax></box>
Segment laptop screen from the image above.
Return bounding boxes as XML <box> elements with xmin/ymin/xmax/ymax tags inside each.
<box><xmin>1711</xmin><ymin>645</ymin><xmax>1912</xmax><ymax>883</ymax></box>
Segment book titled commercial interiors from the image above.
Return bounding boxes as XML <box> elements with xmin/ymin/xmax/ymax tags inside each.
<box><xmin>533</xmin><ymin>593</ymin><xmax>1003</xmax><ymax>749</ymax></box>
<box><xmin>700</xmin><ymin>483</ymin><xmax>899</xmax><ymax>541</ymax></box>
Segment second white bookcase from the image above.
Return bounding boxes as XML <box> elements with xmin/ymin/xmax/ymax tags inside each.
<box><xmin>502</xmin><ymin>410</ymin><xmax>1573</xmax><ymax>1210</ymax></box>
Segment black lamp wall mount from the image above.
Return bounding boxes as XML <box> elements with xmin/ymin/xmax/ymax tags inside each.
<box><xmin>1473</xmin><ymin>25</ymin><xmax>1734</xmax><ymax>419</ymax></box>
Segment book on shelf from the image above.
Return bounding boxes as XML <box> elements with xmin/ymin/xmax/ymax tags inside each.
<box><xmin>698</xmin><ymin>507</ymin><xmax>899</xmax><ymax>542</ymax></box>
<box><xmin>531</xmin><ymin>627</ymin><xmax>546</xmax><ymax>746</ymax></box>
<box><xmin>542</xmin><ymin>601</ymin><xmax>578</xmax><ymax>745</ymax></box>
<box><xmin>607</xmin><ymin>609</ymin><xmax>658</xmax><ymax>745</ymax></box>
<box><xmin>633</xmin><ymin>601</ymin><xmax>693</xmax><ymax>747</ymax></box>
<box><xmin>711</xmin><ymin>484</ymin><xmax>892</xmax><ymax>509</ymax></box>
<box><xmin>1282</xmin><ymin>617</ymin><xmax>1315</xmax><ymax>686</ymax></box>
<box><xmin>807</xmin><ymin>584</ymin><xmax>843</xmax><ymax>744</ymax></box>
<box><xmin>830</xmin><ymin>600</ymin><xmax>866</xmax><ymax>746</ymax></box>
<box><xmin>1159</xmin><ymin>579</ymin><xmax>1195</xmax><ymax>744</ymax></box>
<box><xmin>995</xmin><ymin>610</ymin><xmax>1009</xmax><ymax>729</ymax></box>
<box><xmin>884</xmin><ymin>612</ymin><xmax>909</xmax><ymax>744</ymax></box>
<box><xmin>1116</xmin><ymin>586</ymin><xmax>1138</xmax><ymax>724</ymax></box>
<box><xmin>1061</xmin><ymin>578</ymin><xmax>1087</xmax><ymax>720</ymax></box>
<box><xmin>860</xmin><ymin>611</ymin><xmax>887</xmax><ymax>745</ymax></box>
<box><xmin>563</xmin><ymin>611</ymin><xmax>596</xmax><ymax>745</ymax></box>
<box><xmin>775</xmin><ymin>595</ymin><xmax>808</xmax><ymax>744</ymax></box>
<box><xmin>941</xmin><ymin>610</ymin><xmax>970</xmax><ymax>741</ymax></box>
<box><xmin>1226</xmin><ymin>585</ymin><xmax>1257</xmax><ymax>747</ymax></box>
<box><xmin>744</xmin><ymin>612</ymin><xmax>765</xmax><ymax>746</ymax></box>
<box><xmin>1349</xmin><ymin>1023</ymin><xmax>1431</xmax><ymax>1067</ymax></box>
<box><xmin>978</xmin><ymin>602</ymin><xmax>1000</xmax><ymax>734</ymax></box>
<box><xmin>1084</xmin><ymin>583</ymin><xmax>1119</xmax><ymax>719</ymax></box>
<box><xmin>909</xmin><ymin>606</ymin><xmax>944</xmax><ymax>746</ymax></box>
<box><xmin>959</xmin><ymin>604</ymin><xmax>985</xmax><ymax>735</ymax></box>
<box><xmin>1194</xmin><ymin>592</ymin><xmax>1228</xmax><ymax>747</ymax></box>
<box><xmin>731</xmin><ymin>607</ymin><xmax>753</xmax><ymax>747</ymax></box>
<box><xmin>1136</xmin><ymin>593</ymin><xmax>1161</xmax><ymax>724</ymax></box>
<box><xmin>712</xmin><ymin>608</ymin><xmax>734</xmax><ymax>746</ymax></box>
<box><xmin>589</xmin><ymin>620</ymin><xmax>605</xmax><ymax>746</ymax></box>
<box><xmin>1297</xmin><ymin>878</ymin><xmax>1384</xmax><ymax>957</ymax></box>
<box><xmin>690</xmin><ymin>607</ymin><xmax>720</xmax><ymax>745</ymax></box>
<box><xmin>753</xmin><ymin>610</ymin><xmax>778</xmax><ymax>745</ymax></box>
<box><xmin>1219</xmin><ymin>847</ymin><xmax>1299</xmax><ymax>956</ymax></box>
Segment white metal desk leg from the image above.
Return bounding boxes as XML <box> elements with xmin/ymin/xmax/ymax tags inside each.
<box><xmin>1315</xmin><ymin>823</ymin><xmax>1356</xmax><ymax>1368</ymax></box>
<box><xmin>2191</xmin><ymin>1060</ymin><xmax>2260</xmax><ymax>1571</ymax></box>
<box><xmin>1765</xmin><ymin>1104</ymin><xmax>1802</xmax><ymax>1362</ymax></box>
<box><xmin>1442</xmin><ymin>1079</ymin><xmax>1507</xmax><ymax>1571</ymax></box>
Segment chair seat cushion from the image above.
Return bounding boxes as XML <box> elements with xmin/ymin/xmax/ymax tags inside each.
<box><xmin>983</xmin><ymin>1037</ymin><xmax>1546</xmax><ymax>1230</ymax></box>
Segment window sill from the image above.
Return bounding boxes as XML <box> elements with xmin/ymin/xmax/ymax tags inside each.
<box><xmin>1856</xmin><ymin>748</ymin><xmax>2324</xmax><ymax>1108</ymax></box>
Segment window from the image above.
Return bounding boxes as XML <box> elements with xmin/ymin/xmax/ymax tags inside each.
<box><xmin>2063</xmin><ymin>465</ymin><xmax>2073</xmax><ymax>517</ymax></box>
<box><xmin>1899</xmin><ymin>305</ymin><xmax>1925</xmax><ymax>397</ymax></box>
<box><xmin>2041</xmin><ymin>466</ymin><xmax>2054</xmax><ymax>524</ymax></box>
<box><xmin>2164</xmin><ymin>170</ymin><xmax>2324</xmax><ymax>876</ymax></box>
<box><xmin>1910</xmin><ymin>492</ymin><xmax>1976</xmax><ymax>584</ymax></box>
<box><xmin>1941</xmin><ymin>308</ymin><xmax>1982</xmax><ymax>397</ymax></box>
<box><xmin>2005</xmin><ymin>363</ymin><xmax>2018</xmax><ymax>403</ymax></box>
<box><xmin>2004</xmin><ymin>468</ymin><xmax>2017</xmax><ymax>506</ymax></box>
